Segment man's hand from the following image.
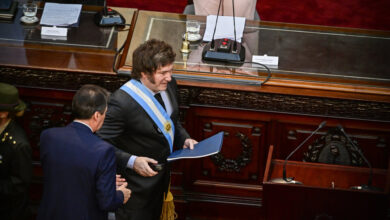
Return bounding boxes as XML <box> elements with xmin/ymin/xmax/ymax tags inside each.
<box><xmin>183</xmin><ymin>138</ymin><xmax>198</xmax><ymax>150</ymax></box>
<box><xmin>133</xmin><ymin>157</ymin><xmax>158</xmax><ymax>177</ymax></box>
<box><xmin>118</xmin><ymin>182</ymin><xmax>131</xmax><ymax>204</ymax></box>
<box><xmin>115</xmin><ymin>174</ymin><xmax>126</xmax><ymax>188</ymax></box>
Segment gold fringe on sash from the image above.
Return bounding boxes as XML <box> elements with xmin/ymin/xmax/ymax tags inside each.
<box><xmin>160</xmin><ymin>184</ymin><xmax>177</xmax><ymax>220</ymax></box>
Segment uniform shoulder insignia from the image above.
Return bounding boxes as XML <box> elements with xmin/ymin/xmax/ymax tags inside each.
<box><xmin>1</xmin><ymin>133</ymin><xmax>17</xmax><ymax>145</ymax></box>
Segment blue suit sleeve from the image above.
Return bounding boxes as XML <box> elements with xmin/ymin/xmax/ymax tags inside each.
<box><xmin>95</xmin><ymin>145</ymin><xmax>124</xmax><ymax>211</ymax></box>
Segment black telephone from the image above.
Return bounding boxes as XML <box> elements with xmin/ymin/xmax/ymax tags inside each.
<box><xmin>94</xmin><ymin>6</ymin><xmax>125</xmax><ymax>26</ymax></box>
<box><xmin>148</xmin><ymin>163</ymin><xmax>164</xmax><ymax>172</ymax></box>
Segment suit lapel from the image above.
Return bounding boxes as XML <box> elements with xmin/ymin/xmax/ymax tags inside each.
<box><xmin>166</xmin><ymin>83</ymin><xmax>178</xmax><ymax>115</ymax></box>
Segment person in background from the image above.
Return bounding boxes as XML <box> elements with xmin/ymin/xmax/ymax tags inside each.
<box><xmin>97</xmin><ymin>39</ymin><xmax>197</xmax><ymax>220</ymax></box>
<box><xmin>42</xmin><ymin>0</ymin><xmax>104</xmax><ymax>6</ymax></box>
<box><xmin>0</xmin><ymin>82</ymin><xmax>32</xmax><ymax>220</ymax></box>
<box><xmin>194</xmin><ymin>0</ymin><xmax>258</xmax><ymax>20</ymax></box>
<box><xmin>37</xmin><ymin>84</ymin><xmax>131</xmax><ymax>220</ymax></box>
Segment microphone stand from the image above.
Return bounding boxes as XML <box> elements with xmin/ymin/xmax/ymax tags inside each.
<box><xmin>337</xmin><ymin>125</ymin><xmax>382</xmax><ymax>191</ymax></box>
<box><xmin>231</xmin><ymin>0</ymin><xmax>238</xmax><ymax>52</ymax></box>
<box><xmin>209</xmin><ymin>0</ymin><xmax>223</xmax><ymax>50</ymax></box>
<box><xmin>201</xmin><ymin>0</ymin><xmax>245</xmax><ymax>63</ymax></box>
<box><xmin>103</xmin><ymin>0</ymin><xmax>107</xmax><ymax>15</ymax></box>
<box><xmin>271</xmin><ymin>121</ymin><xmax>327</xmax><ymax>184</ymax></box>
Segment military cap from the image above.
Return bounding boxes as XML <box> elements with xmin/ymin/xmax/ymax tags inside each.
<box><xmin>0</xmin><ymin>82</ymin><xmax>26</xmax><ymax>112</ymax></box>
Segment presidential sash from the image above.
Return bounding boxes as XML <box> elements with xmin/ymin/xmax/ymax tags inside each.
<box><xmin>120</xmin><ymin>79</ymin><xmax>174</xmax><ymax>152</ymax></box>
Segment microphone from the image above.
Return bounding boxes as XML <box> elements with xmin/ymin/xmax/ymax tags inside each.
<box><xmin>337</xmin><ymin>125</ymin><xmax>382</xmax><ymax>191</ymax></box>
<box><xmin>202</xmin><ymin>0</ymin><xmax>245</xmax><ymax>63</ymax></box>
<box><xmin>103</xmin><ymin>0</ymin><xmax>108</xmax><ymax>15</ymax></box>
<box><xmin>94</xmin><ymin>0</ymin><xmax>125</xmax><ymax>27</ymax></box>
<box><xmin>271</xmin><ymin>121</ymin><xmax>327</xmax><ymax>184</ymax></box>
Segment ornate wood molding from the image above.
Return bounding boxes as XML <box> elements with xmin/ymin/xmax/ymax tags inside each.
<box><xmin>0</xmin><ymin>67</ymin><xmax>129</xmax><ymax>92</ymax></box>
<box><xmin>178</xmin><ymin>87</ymin><xmax>390</xmax><ymax>121</ymax></box>
<box><xmin>303</xmin><ymin>127</ymin><xmax>363</xmax><ymax>166</ymax></box>
<box><xmin>2</xmin><ymin>66</ymin><xmax>390</xmax><ymax>121</ymax></box>
<box><xmin>211</xmin><ymin>132</ymin><xmax>253</xmax><ymax>172</ymax></box>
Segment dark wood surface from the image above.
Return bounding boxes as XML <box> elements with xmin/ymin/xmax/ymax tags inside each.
<box><xmin>0</xmin><ymin>5</ymin><xmax>135</xmax><ymax>74</ymax></box>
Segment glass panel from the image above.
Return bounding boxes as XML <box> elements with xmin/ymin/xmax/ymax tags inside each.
<box><xmin>126</xmin><ymin>11</ymin><xmax>390</xmax><ymax>86</ymax></box>
<box><xmin>0</xmin><ymin>6</ymin><xmax>116</xmax><ymax>49</ymax></box>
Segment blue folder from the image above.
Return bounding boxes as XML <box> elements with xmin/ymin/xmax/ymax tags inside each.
<box><xmin>167</xmin><ymin>131</ymin><xmax>224</xmax><ymax>162</ymax></box>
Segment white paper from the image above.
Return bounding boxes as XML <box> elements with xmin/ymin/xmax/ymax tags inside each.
<box><xmin>40</xmin><ymin>3</ymin><xmax>82</xmax><ymax>26</ymax></box>
<box><xmin>41</xmin><ymin>34</ymin><xmax>67</xmax><ymax>41</ymax></box>
<box><xmin>203</xmin><ymin>15</ymin><xmax>246</xmax><ymax>43</ymax></box>
<box><xmin>252</xmin><ymin>55</ymin><xmax>279</xmax><ymax>67</ymax></box>
<box><xmin>41</xmin><ymin>26</ymin><xmax>68</xmax><ymax>37</ymax></box>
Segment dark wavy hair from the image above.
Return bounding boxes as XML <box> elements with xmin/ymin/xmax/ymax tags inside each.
<box><xmin>131</xmin><ymin>39</ymin><xmax>176</xmax><ymax>80</ymax></box>
<box><xmin>72</xmin><ymin>84</ymin><xmax>109</xmax><ymax>119</ymax></box>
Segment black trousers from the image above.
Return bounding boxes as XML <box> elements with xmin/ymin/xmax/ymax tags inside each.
<box><xmin>115</xmin><ymin>191</ymin><xmax>164</xmax><ymax>220</ymax></box>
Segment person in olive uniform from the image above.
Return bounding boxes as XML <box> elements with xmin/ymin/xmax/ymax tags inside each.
<box><xmin>0</xmin><ymin>83</ymin><xmax>32</xmax><ymax>220</ymax></box>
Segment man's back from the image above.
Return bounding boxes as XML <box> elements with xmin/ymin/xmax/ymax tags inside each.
<box><xmin>38</xmin><ymin>122</ymin><xmax>122</xmax><ymax>220</ymax></box>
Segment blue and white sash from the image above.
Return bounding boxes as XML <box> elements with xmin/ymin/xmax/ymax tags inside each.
<box><xmin>120</xmin><ymin>79</ymin><xmax>174</xmax><ymax>152</ymax></box>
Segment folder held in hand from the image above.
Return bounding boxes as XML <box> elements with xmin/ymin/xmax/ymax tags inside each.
<box><xmin>167</xmin><ymin>132</ymin><xmax>224</xmax><ymax>162</ymax></box>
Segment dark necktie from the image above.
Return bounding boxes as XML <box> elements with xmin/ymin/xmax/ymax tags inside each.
<box><xmin>154</xmin><ymin>93</ymin><xmax>166</xmax><ymax>110</ymax></box>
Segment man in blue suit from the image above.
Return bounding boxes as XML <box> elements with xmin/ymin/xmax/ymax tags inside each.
<box><xmin>38</xmin><ymin>84</ymin><xmax>131</xmax><ymax>220</ymax></box>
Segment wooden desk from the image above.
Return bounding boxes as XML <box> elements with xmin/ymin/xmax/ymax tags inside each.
<box><xmin>0</xmin><ymin>5</ymin><xmax>136</xmax><ymax>74</ymax></box>
<box><xmin>263</xmin><ymin>145</ymin><xmax>389</xmax><ymax>220</ymax></box>
<box><xmin>121</xmin><ymin>10</ymin><xmax>390</xmax><ymax>103</ymax></box>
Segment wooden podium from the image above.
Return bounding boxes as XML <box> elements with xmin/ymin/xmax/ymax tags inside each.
<box><xmin>263</xmin><ymin>145</ymin><xmax>389</xmax><ymax>220</ymax></box>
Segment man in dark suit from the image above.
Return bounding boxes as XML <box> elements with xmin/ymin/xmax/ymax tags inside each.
<box><xmin>0</xmin><ymin>83</ymin><xmax>32</xmax><ymax>220</ymax></box>
<box><xmin>38</xmin><ymin>84</ymin><xmax>131</xmax><ymax>220</ymax></box>
<box><xmin>97</xmin><ymin>39</ymin><xmax>197</xmax><ymax>220</ymax></box>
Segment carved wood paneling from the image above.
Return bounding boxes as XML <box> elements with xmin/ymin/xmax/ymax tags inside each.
<box><xmin>303</xmin><ymin>127</ymin><xmax>364</xmax><ymax>166</ymax></box>
<box><xmin>2</xmin><ymin>67</ymin><xmax>390</xmax><ymax>121</ymax></box>
<box><xmin>0</xmin><ymin>67</ymin><xmax>129</xmax><ymax>92</ymax></box>
<box><xmin>278</xmin><ymin>123</ymin><xmax>389</xmax><ymax>169</ymax></box>
<box><xmin>182</xmin><ymin>107</ymin><xmax>268</xmax><ymax>204</ymax></box>
<box><xmin>21</xmin><ymin>101</ymin><xmax>73</xmax><ymax>161</ymax></box>
<box><xmin>2</xmin><ymin>66</ymin><xmax>390</xmax><ymax>220</ymax></box>
<box><xmin>178</xmin><ymin>87</ymin><xmax>390</xmax><ymax>121</ymax></box>
<box><xmin>210</xmin><ymin>131</ymin><xmax>254</xmax><ymax>173</ymax></box>
<box><xmin>198</xmin><ymin>121</ymin><xmax>265</xmax><ymax>184</ymax></box>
